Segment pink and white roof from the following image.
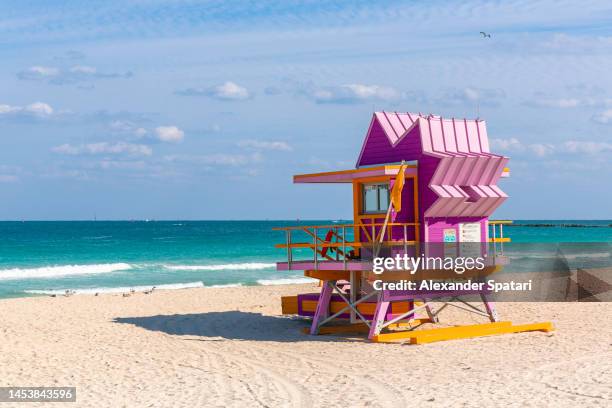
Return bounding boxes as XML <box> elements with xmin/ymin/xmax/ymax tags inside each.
<box><xmin>357</xmin><ymin>112</ymin><xmax>509</xmax><ymax>218</ymax></box>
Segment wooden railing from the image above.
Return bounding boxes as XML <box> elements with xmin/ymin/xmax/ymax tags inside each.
<box><xmin>489</xmin><ymin>220</ymin><xmax>512</xmax><ymax>243</ymax></box>
<box><xmin>274</xmin><ymin>223</ymin><xmax>419</xmax><ymax>269</ymax></box>
<box><xmin>275</xmin><ymin>221</ymin><xmax>511</xmax><ymax>268</ymax></box>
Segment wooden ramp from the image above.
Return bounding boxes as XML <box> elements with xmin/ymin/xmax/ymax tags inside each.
<box><xmin>372</xmin><ymin>321</ymin><xmax>554</xmax><ymax>344</ymax></box>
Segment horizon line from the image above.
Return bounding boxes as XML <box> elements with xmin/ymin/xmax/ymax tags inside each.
<box><xmin>0</xmin><ymin>219</ymin><xmax>610</xmax><ymax>222</ymax></box>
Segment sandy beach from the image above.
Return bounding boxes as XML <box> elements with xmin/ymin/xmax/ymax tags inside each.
<box><xmin>0</xmin><ymin>283</ymin><xmax>610</xmax><ymax>407</ymax></box>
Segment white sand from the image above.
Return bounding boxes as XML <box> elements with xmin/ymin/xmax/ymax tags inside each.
<box><xmin>0</xmin><ymin>283</ymin><xmax>610</xmax><ymax>407</ymax></box>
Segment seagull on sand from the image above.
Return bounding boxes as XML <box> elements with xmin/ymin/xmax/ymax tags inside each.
<box><xmin>480</xmin><ymin>31</ymin><xmax>491</xmax><ymax>38</ymax></box>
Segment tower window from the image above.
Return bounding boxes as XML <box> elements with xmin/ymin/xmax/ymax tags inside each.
<box><xmin>362</xmin><ymin>183</ymin><xmax>390</xmax><ymax>213</ymax></box>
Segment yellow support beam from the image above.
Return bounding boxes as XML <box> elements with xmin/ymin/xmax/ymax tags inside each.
<box><xmin>281</xmin><ymin>296</ymin><xmax>298</xmax><ymax>315</ymax></box>
<box><xmin>506</xmin><ymin>322</ymin><xmax>554</xmax><ymax>334</ymax></box>
<box><xmin>304</xmin><ymin>270</ymin><xmax>352</xmax><ymax>281</ymax></box>
<box><xmin>373</xmin><ymin>321</ymin><xmax>511</xmax><ymax>343</ymax></box>
<box><xmin>302</xmin><ymin>324</ymin><xmax>369</xmax><ymax>335</ymax></box>
<box><xmin>489</xmin><ymin>220</ymin><xmax>513</xmax><ymax>225</ymax></box>
<box><xmin>488</xmin><ymin>237</ymin><xmax>511</xmax><ymax>243</ymax></box>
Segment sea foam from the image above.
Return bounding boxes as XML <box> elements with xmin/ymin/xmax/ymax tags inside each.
<box><xmin>0</xmin><ymin>263</ymin><xmax>132</xmax><ymax>281</ymax></box>
<box><xmin>24</xmin><ymin>281</ymin><xmax>204</xmax><ymax>295</ymax></box>
<box><xmin>209</xmin><ymin>283</ymin><xmax>244</xmax><ymax>288</ymax></box>
<box><xmin>164</xmin><ymin>262</ymin><xmax>275</xmax><ymax>271</ymax></box>
<box><xmin>256</xmin><ymin>277</ymin><xmax>318</xmax><ymax>285</ymax></box>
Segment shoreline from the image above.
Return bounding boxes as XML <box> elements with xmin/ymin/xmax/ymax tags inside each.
<box><xmin>6</xmin><ymin>265</ymin><xmax>610</xmax><ymax>301</ymax></box>
<box><xmin>1</xmin><ymin>277</ymin><xmax>320</xmax><ymax>299</ymax></box>
<box><xmin>1</xmin><ymin>283</ymin><xmax>610</xmax><ymax>407</ymax></box>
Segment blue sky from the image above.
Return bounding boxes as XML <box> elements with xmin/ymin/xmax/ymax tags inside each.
<box><xmin>0</xmin><ymin>0</ymin><xmax>611</xmax><ymax>220</ymax></box>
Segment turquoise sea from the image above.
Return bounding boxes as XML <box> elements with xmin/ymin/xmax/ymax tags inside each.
<box><xmin>0</xmin><ymin>220</ymin><xmax>610</xmax><ymax>299</ymax></box>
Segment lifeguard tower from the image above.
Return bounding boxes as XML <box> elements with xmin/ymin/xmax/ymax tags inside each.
<box><xmin>276</xmin><ymin>112</ymin><xmax>552</xmax><ymax>344</ymax></box>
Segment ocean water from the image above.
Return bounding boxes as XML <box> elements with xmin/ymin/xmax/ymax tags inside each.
<box><xmin>0</xmin><ymin>220</ymin><xmax>610</xmax><ymax>299</ymax></box>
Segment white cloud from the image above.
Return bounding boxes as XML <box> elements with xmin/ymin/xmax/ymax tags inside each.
<box><xmin>463</xmin><ymin>87</ymin><xmax>480</xmax><ymax>101</ymax></box>
<box><xmin>155</xmin><ymin>126</ymin><xmax>184</xmax><ymax>142</ymax></box>
<box><xmin>440</xmin><ymin>87</ymin><xmax>506</xmax><ymax>107</ymax></box>
<box><xmin>110</xmin><ymin>120</ymin><xmax>150</xmax><ymax>138</ymax></box>
<box><xmin>0</xmin><ymin>102</ymin><xmax>54</xmax><ymax>117</ymax></box>
<box><xmin>490</xmin><ymin>137</ymin><xmax>524</xmax><ymax>152</ymax></box>
<box><xmin>110</xmin><ymin>120</ymin><xmax>136</xmax><ymax>132</ymax></box>
<box><xmin>530</xmin><ymin>98</ymin><xmax>582</xmax><ymax>108</ymax></box>
<box><xmin>526</xmin><ymin>86</ymin><xmax>612</xmax><ymax>111</ymax></box>
<box><xmin>111</xmin><ymin>121</ymin><xmax>184</xmax><ymax>142</ymax></box>
<box><xmin>526</xmin><ymin>94</ymin><xmax>611</xmax><ymax>109</ymax></box>
<box><xmin>492</xmin><ymin>138</ymin><xmax>553</xmax><ymax>157</ymax></box>
<box><xmin>310</xmin><ymin>83</ymin><xmax>401</xmax><ymax>104</ymax></box>
<box><xmin>97</xmin><ymin>160</ymin><xmax>147</xmax><ymax>170</ymax></box>
<box><xmin>563</xmin><ymin>141</ymin><xmax>612</xmax><ymax>154</ymax></box>
<box><xmin>164</xmin><ymin>152</ymin><xmax>263</xmax><ymax>166</ymax></box>
<box><xmin>200</xmin><ymin>154</ymin><xmax>252</xmax><ymax>165</ymax></box>
<box><xmin>238</xmin><ymin>139</ymin><xmax>293</xmax><ymax>151</ymax></box>
<box><xmin>213</xmin><ymin>81</ymin><xmax>250</xmax><ymax>100</ymax></box>
<box><xmin>592</xmin><ymin>109</ymin><xmax>612</xmax><ymax>124</ymax></box>
<box><xmin>553</xmin><ymin>99</ymin><xmax>582</xmax><ymax>108</ymax></box>
<box><xmin>0</xmin><ymin>105</ymin><xmax>20</xmax><ymax>114</ymax></box>
<box><xmin>528</xmin><ymin>143</ymin><xmax>555</xmax><ymax>157</ymax></box>
<box><xmin>491</xmin><ymin>138</ymin><xmax>611</xmax><ymax>157</ymax></box>
<box><xmin>176</xmin><ymin>81</ymin><xmax>251</xmax><ymax>100</ymax></box>
<box><xmin>69</xmin><ymin>65</ymin><xmax>97</xmax><ymax>74</ymax></box>
<box><xmin>540</xmin><ymin>33</ymin><xmax>612</xmax><ymax>53</ymax></box>
<box><xmin>25</xmin><ymin>102</ymin><xmax>54</xmax><ymax>115</ymax></box>
<box><xmin>0</xmin><ymin>165</ymin><xmax>22</xmax><ymax>182</ymax></box>
<box><xmin>52</xmin><ymin>142</ymin><xmax>152</xmax><ymax>156</ymax></box>
<box><xmin>17</xmin><ymin>65</ymin><xmax>132</xmax><ymax>84</ymax></box>
<box><xmin>19</xmin><ymin>66</ymin><xmax>59</xmax><ymax>78</ymax></box>
<box><xmin>344</xmin><ymin>84</ymin><xmax>400</xmax><ymax>100</ymax></box>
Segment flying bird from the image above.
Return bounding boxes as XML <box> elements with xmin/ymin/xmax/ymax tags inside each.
<box><xmin>480</xmin><ymin>31</ymin><xmax>491</xmax><ymax>38</ymax></box>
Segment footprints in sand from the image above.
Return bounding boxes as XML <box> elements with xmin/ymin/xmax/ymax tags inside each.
<box><xmin>187</xmin><ymin>337</ymin><xmax>404</xmax><ymax>407</ymax></box>
<box><xmin>524</xmin><ymin>355</ymin><xmax>612</xmax><ymax>402</ymax></box>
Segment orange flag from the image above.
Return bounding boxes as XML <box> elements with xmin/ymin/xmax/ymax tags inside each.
<box><xmin>390</xmin><ymin>164</ymin><xmax>407</xmax><ymax>212</ymax></box>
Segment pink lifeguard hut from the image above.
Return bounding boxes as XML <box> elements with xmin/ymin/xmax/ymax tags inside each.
<box><xmin>276</xmin><ymin>112</ymin><xmax>553</xmax><ymax>344</ymax></box>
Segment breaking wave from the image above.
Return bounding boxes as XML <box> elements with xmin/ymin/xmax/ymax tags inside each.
<box><xmin>0</xmin><ymin>263</ymin><xmax>133</xmax><ymax>281</ymax></box>
<box><xmin>24</xmin><ymin>281</ymin><xmax>204</xmax><ymax>295</ymax></box>
<box><xmin>164</xmin><ymin>262</ymin><xmax>276</xmax><ymax>271</ymax></box>
<box><xmin>256</xmin><ymin>277</ymin><xmax>318</xmax><ymax>285</ymax></box>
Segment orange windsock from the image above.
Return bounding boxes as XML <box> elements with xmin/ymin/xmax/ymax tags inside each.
<box><xmin>390</xmin><ymin>164</ymin><xmax>407</xmax><ymax>211</ymax></box>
